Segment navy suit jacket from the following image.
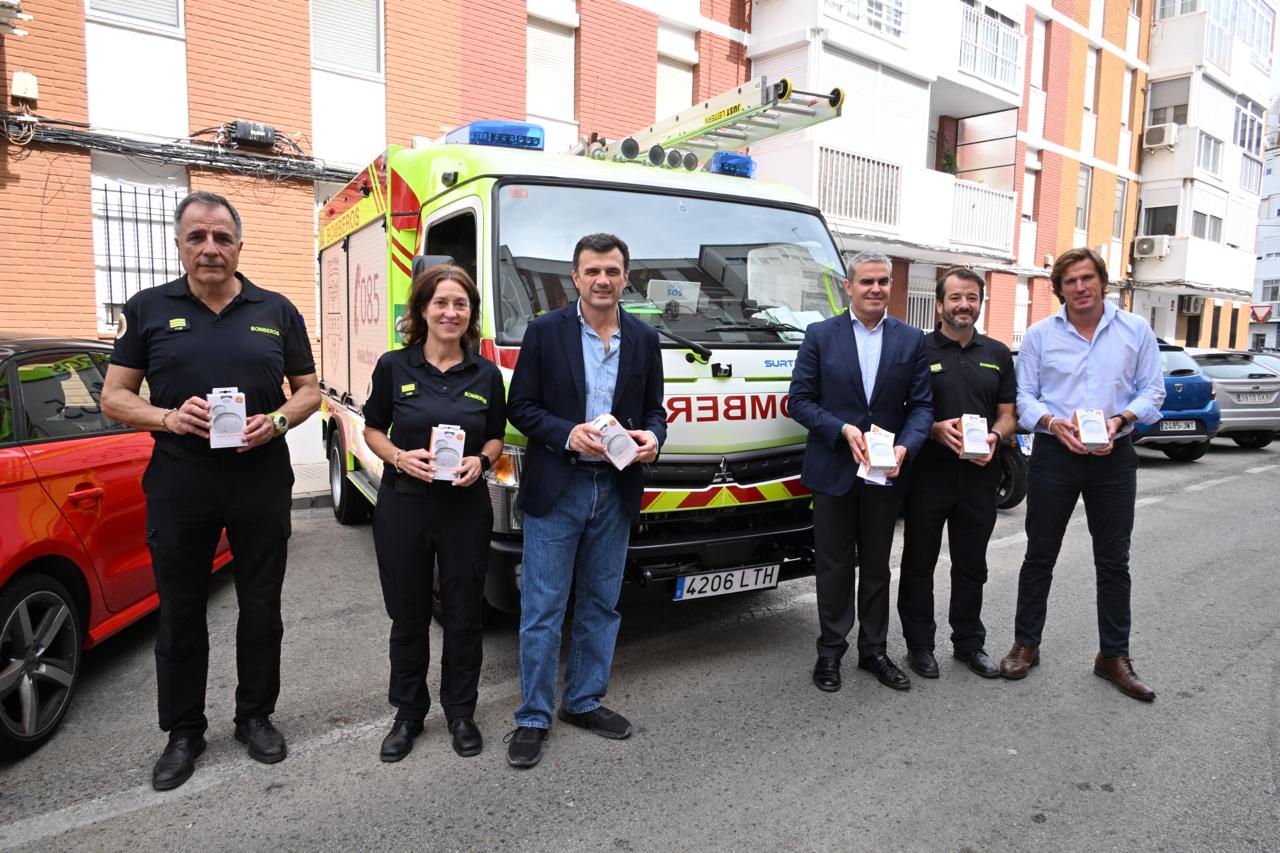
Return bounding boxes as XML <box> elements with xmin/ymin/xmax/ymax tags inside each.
<box><xmin>788</xmin><ymin>312</ymin><xmax>933</xmax><ymax>496</ymax></box>
<box><xmin>507</xmin><ymin>302</ymin><xmax>667</xmax><ymax>520</ymax></box>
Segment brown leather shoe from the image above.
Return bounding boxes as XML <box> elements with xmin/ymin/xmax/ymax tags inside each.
<box><xmin>999</xmin><ymin>642</ymin><xmax>1039</xmax><ymax>679</ymax></box>
<box><xmin>1093</xmin><ymin>653</ymin><xmax>1156</xmax><ymax>702</ymax></box>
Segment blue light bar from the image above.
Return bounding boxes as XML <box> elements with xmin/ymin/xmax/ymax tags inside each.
<box><xmin>444</xmin><ymin>120</ymin><xmax>545</xmax><ymax>151</ymax></box>
<box><xmin>706</xmin><ymin>151</ymin><xmax>756</xmax><ymax>178</ymax></box>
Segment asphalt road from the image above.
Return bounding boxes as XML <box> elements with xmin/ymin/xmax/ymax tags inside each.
<box><xmin>2</xmin><ymin>442</ymin><xmax>1277</xmax><ymax>852</ymax></box>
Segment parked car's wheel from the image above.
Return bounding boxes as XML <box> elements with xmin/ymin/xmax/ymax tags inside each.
<box><xmin>1161</xmin><ymin>441</ymin><xmax>1209</xmax><ymax>461</ymax></box>
<box><xmin>995</xmin><ymin>443</ymin><xmax>1028</xmax><ymax>510</ymax></box>
<box><xmin>1230</xmin><ymin>431</ymin><xmax>1274</xmax><ymax>449</ymax></box>
<box><xmin>329</xmin><ymin>431</ymin><xmax>371</xmax><ymax>525</ymax></box>
<box><xmin>0</xmin><ymin>573</ymin><xmax>83</xmax><ymax>759</ymax></box>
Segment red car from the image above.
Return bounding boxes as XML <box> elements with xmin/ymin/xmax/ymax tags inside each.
<box><xmin>0</xmin><ymin>335</ymin><xmax>230</xmax><ymax>758</ymax></box>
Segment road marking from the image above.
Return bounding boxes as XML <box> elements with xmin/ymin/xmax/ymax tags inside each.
<box><xmin>1245</xmin><ymin>464</ymin><xmax>1277</xmax><ymax>474</ymax></box>
<box><xmin>1183</xmin><ymin>476</ymin><xmax>1237</xmax><ymax>492</ymax></box>
<box><xmin>1134</xmin><ymin>496</ymin><xmax>1164</xmax><ymax>507</ymax></box>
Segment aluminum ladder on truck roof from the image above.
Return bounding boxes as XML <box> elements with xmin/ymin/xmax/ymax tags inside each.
<box><xmin>596</xmin><ymin>77</ymin><xmax>844</xmax><ymax>169</ymax></box>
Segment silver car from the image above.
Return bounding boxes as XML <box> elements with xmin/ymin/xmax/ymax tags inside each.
<box><xmin>1190</xmin><ymin>351</ymin><xmax>1280</xmax><ymax>449</ymax></box>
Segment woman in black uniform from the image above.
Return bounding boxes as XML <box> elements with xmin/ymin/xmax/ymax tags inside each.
<box><xmin>362</xmin><ymin>264</ymin><xmax>506</xmax><ymax>762</ymax></box>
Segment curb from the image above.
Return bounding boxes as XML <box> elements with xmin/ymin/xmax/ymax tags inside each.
<box><xmin>292</xmin><ymin>491</ymin><xmax>333</xmax><ymax>511</ymax></box>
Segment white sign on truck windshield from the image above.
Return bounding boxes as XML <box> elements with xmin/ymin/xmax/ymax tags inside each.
<box><xmin>496</xmin><ymin>183</ymin><xmax>845</xmax><ymax>345</ymax></box>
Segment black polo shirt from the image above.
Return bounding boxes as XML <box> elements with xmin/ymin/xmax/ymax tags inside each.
<box><xmin>919</xmin><ymin>327</ymin><xmax>1016</xmax><ymax>463</ymax></box>
<box><xmin>363</xmin><ymin>344</ymin><xmax>506</xmax><ymax>492</ymax></box>
<box><xmin>111</xmin><ymin>273</ymin><xmax>316</xmax><ymax>458</ymax></box>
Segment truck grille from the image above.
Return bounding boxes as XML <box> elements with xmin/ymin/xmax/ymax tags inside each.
<box><xmin>644</xmin><ymin>449</ymin><xmax>805</xmax><ymax>489</ymax></box>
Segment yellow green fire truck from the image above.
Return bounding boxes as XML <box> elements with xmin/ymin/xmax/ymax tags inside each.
<box><xmin>318</xmin><ymin>78</ymin><xmax>850</xmax><ymax>611</ymax></box>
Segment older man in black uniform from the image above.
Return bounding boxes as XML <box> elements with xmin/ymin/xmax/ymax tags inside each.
<box><xmin>897</xmin><ymin>267</ymin><xmax>1016</xmax><ymax>680</ymax></box>
<box><xmin>102</xmin><ymin>191</ymin><xmax>319</xmax><ymax>791</ymax></box>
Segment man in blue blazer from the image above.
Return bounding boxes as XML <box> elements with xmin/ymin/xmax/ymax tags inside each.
<box><xmin>789</xmin><ymin>251</ymin><xmax>933</xmax><ymax>693</ymax></box>
<box><xmin>504</xmin><ymin>233</ymin><xmax>667</xmax><ymax>768</ymax></box>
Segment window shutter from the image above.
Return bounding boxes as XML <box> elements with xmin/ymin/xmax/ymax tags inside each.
<box><xmin>313</xmin><ymin>0</ymin><xmax>381</xmax><ymax>75</ymax></box>
<box><xmin>89</xmin><ymin>0</ymin><xmax>180</xmax><ymax>28</ymax></box>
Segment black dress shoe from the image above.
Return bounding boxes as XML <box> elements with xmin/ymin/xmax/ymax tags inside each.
<box><xmin>152</xmin><ymin>735</ymin><xmax>206</xmax><ymax>791</ymax></box>
<box><xmin>907</xmin><ymin>648</ymin><xmax>940</xmax><ymax>678</ymax></box>
<box><xmin>858</xmin><ymin>652</ymin><xmax>911</xmax><ymax>690</ymax></box>
<box><xmin>448</xmin><ymin>717</ymin><xmax>483</xmax><ymax>757</ymax></box>
<box><xmin>955</xmin><ymin>648</ymin><xmax>1000</xmax><ymax>679</ymax></box>
<box><xmin>380</xmin><ymin>719</ymin><xmax>424</xmax><ymax>763</ymax></box>
<box><xmin>812</xmin><ymin>656</ymin><xmax>841</xmax><ymax>692</ymax></box>
<box><xmin>234</xmin><ymin>716</ymin><xmax>287</xmax><ymax>764</ymax></box>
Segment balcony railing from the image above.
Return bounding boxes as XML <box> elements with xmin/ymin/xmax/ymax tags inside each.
<box><xmin>951</xmin><ymin>179</ymin><xmax>1015</xmax><ymax>253</ymax></box>
<box><xmin>818</xmin><ymin>146</ymin><xmax>901</xmax><ymax>229</ymax></box>
<box><xmin>958</xmin><ymin>3</ymin><xmax>1023</xmax><ymax>92</ymax></box>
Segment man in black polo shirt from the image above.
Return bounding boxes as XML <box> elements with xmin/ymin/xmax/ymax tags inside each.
<box><xmin>897</xmin><ymin>266</ymin><xmax>1016</xmax><ymax>680</ymax></box>
<box><xmin>102</xmin><ymin>190</ymin><xmax>319</xmax><ymax>791</ymax></box>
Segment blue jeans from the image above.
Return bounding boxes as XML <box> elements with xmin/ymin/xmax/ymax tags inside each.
<box><xmin>515</xmin><ymin>466</ymin><xmax>631</xmax><ymax>729</ymax></box>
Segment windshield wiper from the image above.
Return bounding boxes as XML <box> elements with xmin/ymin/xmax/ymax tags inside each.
<box><xmin>653</xmin><ymin>326</ymin><xmax>713</xmax><ymax>362</ymax></box>
<box><xmin>705</xmin><ymin>320</ymin><xmax>806</xmax><ymax>334</ymax></box>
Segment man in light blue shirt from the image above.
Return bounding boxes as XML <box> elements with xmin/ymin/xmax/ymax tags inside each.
<box><xmin>999</xmin><ymin>248</ymin><xmax>1164</xmax><ymax>702</ymax></box>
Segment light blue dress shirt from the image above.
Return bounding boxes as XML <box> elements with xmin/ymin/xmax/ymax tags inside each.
<box><xmin>850</xmin><ymin>309</ymin><xmax>887</xmax><ymax>400</ymax></box>
<box><xmin>1016</xmin><ymin>301</ymin><xmax>1166</xmax><ymax>435</ymax></box>
<box><xmin>574</xmin><ymin>299</ymin><xmax>621</xmax><ymax>460</ymax></box>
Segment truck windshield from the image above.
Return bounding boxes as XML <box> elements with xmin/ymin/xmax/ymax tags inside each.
<box><xmin>495</xmin><ymin>182</ymin><xmax>846</xmax><ymax>346</ymax></box>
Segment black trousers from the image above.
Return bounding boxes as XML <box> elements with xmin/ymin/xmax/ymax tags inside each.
<box><xmin>898</xmin><ymin>454</ymin><xmax>999</xmax><ymax>654</ymax></box>
<box><xmin>143</xmin><ymin>442</ymin><xmax>294</xmax><ymax>739</ymax></box>
<box><xmin>812</xmin><ymin>481</ymin><xmax>903</xmax><ymax>659</ymax></box>
<box><xmin>372</xmin><ymin>479</ymin><xmax>491</xmax><ymax>723</ymax></box>
<box><xmin>1014</xmin><ymin>436</ymin><xmax>1137</xmax><ymax>658</ymax></box>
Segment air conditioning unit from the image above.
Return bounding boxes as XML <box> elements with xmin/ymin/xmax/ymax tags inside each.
<box><xmin>1178</xmin><ymin>295</ymin><xmax>1204</xmax><ymax>315</ymax></box>
<box><xmin>1143</xmin><ymin>123</ymin><xmax>1179</xmax><ymax>150</ymax></box>
<box><xmin>1134</xmin><ymin>234</ymin><xmax>1171</xmax><ymax>259</ymax></box>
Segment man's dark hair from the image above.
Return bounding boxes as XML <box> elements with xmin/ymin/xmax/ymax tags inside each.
<box><xmin>174</xmin><ymin>190</ymin><xmax>243</xmax><ymax>241</ymax></box>
<box><xmin>1049</xmin><ymin>247</ymin><xmax>1109</xmax><ymax>304</ymax></box>
<box><xmin>935</xmin><ymin>266</ymin><xmax>985</xmax><ymax>303</ymax></box>
<box><xmin>572</xmin><ymin>233</ymin><xmax>630</xmax><ymax>272</ymax></box>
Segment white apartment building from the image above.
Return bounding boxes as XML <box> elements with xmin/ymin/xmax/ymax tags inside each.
<box><xmin>1130</xmin><ymin>0</ymin><xmax>1274</xmax><ymax>347</ymax></box>
<box><xmin>746</xmin><ymin>0</ymin><xmax>1029</xmax><ymax>333</ymax></box>
<box><xmin>1249</xmin><ymin>97</ymin><xmax>1279</xmax><ymax>349</ymax></box>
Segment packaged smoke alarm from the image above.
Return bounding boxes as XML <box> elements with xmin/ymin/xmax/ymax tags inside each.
<box><xmin>429</xmin><ymin>424</ymin><xmax>466</xmax><ymax>481</ymax></box>
<box><xmin>1073</xmin><ymin>408</ymin><xmax>1109</xmax><ymax>450</ymax></box>
<box><xmin>864</xmin><ymin>425</ymin><xmax>897</xmax><ymax>469</ymax></box>
<box><xmin>207</xmin><ymin>387</ymin><xmax>247</xmax><ymax>449</ymax></box>
<box><xmin>591</xmin><ymin>413</ymin><xmax>639</xmax><ymax>470</ymax></box>
<box><xmin>959</xmin><ymin>414</ymin><xmax>990</xmax><ymax>459</ymax></box>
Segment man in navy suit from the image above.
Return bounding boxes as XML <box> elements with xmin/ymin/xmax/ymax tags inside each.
<box><xmin>504</xmin><ymin>233</ymin><xmax>667</xmax><ymax>768</ymax></box>
<box><xmin>789</xmin><ymin>251</ymin><xmax>933</xmax><ymax>692</ymax></box>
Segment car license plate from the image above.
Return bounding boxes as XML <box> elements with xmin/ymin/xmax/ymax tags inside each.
<box><xmin>1016</xmin><ymin>434</ymin><xmax>1034</xmax><ymax>455</ymax></box>
<box><xmin>1237</xmin><ymin>392</ymin><xmax>1273</xmax><ymax>403</ymax></box>
<box><xmin>1160</xmin><ymin>420</ymin><xmax>1196</xmax><ymax>432</ymax></box>
<box><xmin>674</xmin><ymin>564</ymin><xmax>780</xmax><ymax>601</ymax></box>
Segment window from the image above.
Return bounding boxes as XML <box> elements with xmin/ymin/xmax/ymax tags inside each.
<box><xmin>1204</xmin><ymin>0</ymin><xmax>1233</xmax><ymax>67</ymax></box>
<box><xmin>1030</xmin><ymin>17</ymin><xmax>1046</xmax><ymax>90</ymax></box>
<box><xmin>1147</xmin><ymin>78</ymin><xmax>1189</xmax><ymax>126</ymax></box>
<box><xmin>656</xmin><ymin>58</ymin><xmax>693</xmax><ymax>120</ymax></box>
<box><xmin>527</xmin><ymin>18</ymin><xmax>575</xmax><ymax>123</ymax></box>
<box><xmin>1239</xmin><ymin>0</ymin><xmax>1274</xmax><ymax>69</ymax></box>
<box><xmin>1121</xmin><ymin>68</ymin><xmax>1134</xmax><ymax>128</ymax></box>
<box><xmin>1192</xmin><ymin>211</ymin><xmax>1223</xmax><ymax>241</ymax></box>
<box><xmin>87</xmin><ymin>0</ymin><xmax>181</xmax><ymax>28</ymax></box>
<box><xmin>1157</xmin><ymin>0</ymin><xmax>1201</xmax><ymax>18</ymax></box>
<box><xmin>1235</xmin><ymin>95</ymin><xmax>1264</xmax><ymax>156</ymax></box>
<box><xmin>824</xmin><ymin>0</ymin><xmax>906</xmax><ymax>40</ymax></box>
<box><xmin>1143</xmin><ymin>205</ymin><xmax>1178</xmax><ymax>235</ymax></box>
<box><xmin>1241</xmin><ymin>155</ymin><xmax>1263</xmax><ymax>193</ymax></box>
<box><xmin>1196</xmin><ymin>132</ymin><xmax>1222</xmax><ymax>174</ymax></box>
<box><xmin>1075</xmin><ymin>166</ymin><xmax>1092</xmax><ymax>231</ymax></box>
<box><xmin>1261</xmin><ymin>280</ymin><xmax>1280</xmax><ymax>301</ymax></box>
<box><xmin>1022</xmin><ymin>169</ymin><xmax>1038</xmax><ymax>221</ymax></box>
<box><xmin>1083</xmin><ymin>49</ymin><xmax>1099</xmax><ymax>113</ymax></box>
<box><xmin>312</xmin><ymin>0</ymin><xmax>382</xmax><ymax>76</ymax></box>
<box><xmin>1113</xmin><ymin>178</ymin><xmax>1127</xmax><ymax>239</ymax></box>
<box><xmin>14</xmin><ymin>352</ymin><xmax>124</xmax><ymax>441</ymax></box>
<box><xmin>959</xmin><ymin>1</ymin><xmax>1023</xmax><ymax>90</ymax></box>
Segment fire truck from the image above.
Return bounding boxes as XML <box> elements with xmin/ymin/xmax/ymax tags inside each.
<box><xmin>317</xmin><ymin>78</ymin><xmax>849</xmax><ymax>612</ymax></box>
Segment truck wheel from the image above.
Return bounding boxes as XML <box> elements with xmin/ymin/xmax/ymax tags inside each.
<box><xmin>329</xmin><ymin>433</ymin><xmax>371</xmax><ymax>525</ymax></box>
<box><xmin>995</xmin><ymin>444</ymin><xmax>1028</xmax><ymax>510</ymax></box>
<box><xmin>0</xmin><ymin>573</ymin><xmax>82</xmax><ymax>759</ymax></box>
<box><xmin>1161</xmin><ymin>441</ymin><xmax>1209</xmax><ymax>461</ymax></box>
<box><xmin>1230</xmin><ymin>431</ymin><xmax>1274</xmax><ymax>449</ymax></box>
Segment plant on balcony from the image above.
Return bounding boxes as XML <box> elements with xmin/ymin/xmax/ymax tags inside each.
<box><xmin>941</xmin><ymin>152</ymin><xmax>958</xmax><ymax>175</ymax></box>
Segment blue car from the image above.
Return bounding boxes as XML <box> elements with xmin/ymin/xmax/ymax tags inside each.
<box><xmin>1133</xmin><ymin>343</ymin><xmax>1220</xmax><ymax>461</ymax></box>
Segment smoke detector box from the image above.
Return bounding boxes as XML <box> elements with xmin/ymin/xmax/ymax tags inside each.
<box><xmin>11</xmin><ymin>71</ymin><xmax>38</xmax><ymax>101</ymax></box>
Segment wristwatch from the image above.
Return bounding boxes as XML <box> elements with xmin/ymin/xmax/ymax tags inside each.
<box><xmin>477</xmin><ymin>454</ymin><xmax>492</xmax><ymax>472</ymax></box>
<box><xmin>269</xmin><ymin>411</ymin><xmax>289</xmax><ymax>438</ymax></box>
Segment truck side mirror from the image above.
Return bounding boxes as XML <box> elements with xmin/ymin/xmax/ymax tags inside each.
<box><xmin>411</xmin><ymin>255</ymin><xmax>457</xmax><ymax>279</ymax></box>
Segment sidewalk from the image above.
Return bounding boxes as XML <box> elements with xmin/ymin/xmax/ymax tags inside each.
<box><xmin>292</xmin><ymin>460</ymin><xmax>332</xmax><ymax>510</ymax></box>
